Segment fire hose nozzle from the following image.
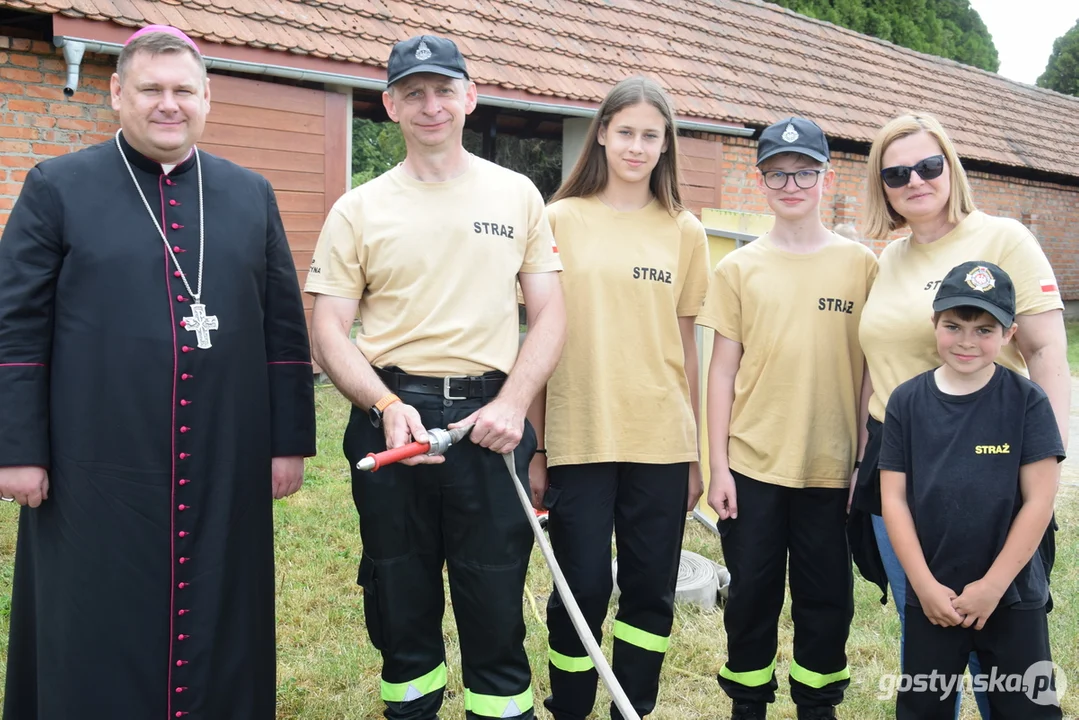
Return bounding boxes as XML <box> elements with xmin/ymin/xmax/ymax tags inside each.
<box><xmin>355</xmin><ymin>425</ymin><xmax>473</xmax><ymax>471</ymax></box>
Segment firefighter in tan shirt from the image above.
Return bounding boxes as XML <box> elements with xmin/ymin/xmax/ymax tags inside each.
<box><xmin>305</xmin><ymin>35</ymin><xmax>565</xmax><ymax>720</ymax></box>
<box><xmin>528</xmin><ymin>77</ymin><xmax>710</xmax><ymax>720</ymax></box>
<box><xmin>700</xmin><ymin>117</ymin><xmax>877</xmax><ymax>720</ymax></box>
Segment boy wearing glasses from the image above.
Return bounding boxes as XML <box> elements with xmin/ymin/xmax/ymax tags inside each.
<box><xmin>698</xmin><ymin>117</ymin><xmax>877</xmax><ymax>720</ymax></box>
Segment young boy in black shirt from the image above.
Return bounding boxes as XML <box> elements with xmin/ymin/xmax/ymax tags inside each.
<box><xmin>879</xmin><ymin>260</ymin><xmax>1064</xmax><ymax>720</ymax></box>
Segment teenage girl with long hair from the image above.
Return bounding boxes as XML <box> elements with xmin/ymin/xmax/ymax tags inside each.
<box><xmin>528</xmin><ymin>75</ymin><xmax>710</xmax><ymax>720</ymax></box>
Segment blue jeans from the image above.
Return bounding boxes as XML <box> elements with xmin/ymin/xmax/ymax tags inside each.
<box><xmin>872</xmin><ymin>515</ymin><xmax>991</xmax><ymax>720</ymax></box>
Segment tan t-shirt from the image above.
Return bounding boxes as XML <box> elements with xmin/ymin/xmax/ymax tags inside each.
<box><xmin>304</xmin><ymin>156</ymin><xmax>562</xmax><ymax>375</ymax></box>
<box><xmin>544</xmin><ymin>197</ymin><xmax>710</xmax><ymax>466</ymax></box>
<box><xmin>697</xmin><ymin>233</ymin><xmax>879</xmax><ymax>489</ymax></box>
<box><xmin>860</xmin><ymin>210</ymin><xmax>1063</xmax><ymax>422</ymax></box>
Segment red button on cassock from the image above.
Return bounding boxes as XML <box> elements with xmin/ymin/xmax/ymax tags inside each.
<box><xmin>172</xmin><ymin>223</ymin><xmax>182</xmax><ymax>230</ymax></box>
<box><xmin>179</xmin><ymin>453</ymin><xmax>189</xmax><ymax>460</ymax></box>
<box><xmin>178</xmin><ymin>504</ymin><xmax>188</xmax><ymax>511</ymax></box>
<box><xmin>177</xmin><ymin>634</ymin><xmax>186</xmax><ymax>640</ymax></box>
<box><xmin>177</xmin><ymin>295</ymin><xmax>187</xmax><ymax>303</ymax></box>
<box><xmin>178</xmin><ymin>582</ymin><xmax>187</xmax><ymax>589</ymax></box>
<box><xmin>179</xmin><ymin>479</ymin><xmax>189</xmax><ymax>486</ymax></box>
<box><xmin>181</xmin><ymin>346</ymin><xmax>191</xmax><ymax>353</ymax></box>
<box><xmin>180</xmin><ymin>399</ymin><xmax>190</xmax><ymax>406</ymax></box>
<box><xmin>180</xmin><ymin>426</ymin><xmax>189</xmax><ymax>433</ymax></box>
<box><xmin>170</xmin><ymin>199</ymin><xmax>178</xmax><ymax>206</ymax></box>
<box><xmin>179</xmin><ymin>557</ymin><xmax>188</xmax><ymax>564</ymax></box>
<box><xmin>178</xmin><ymin>531</ymin><xmax>188</xmax><ymax>538</ymax></box>
<box><xmin>166</xmin><ymin>179</ymin><xmax>174</xmax><ymax>186</ymax></box>
<box><xmin>174</xmin><ymin>270</ymin><xmax>182</xmax><ymax>278</ymax></box>
<box><xmin>180</xmin><ymin>321</ymin><xmax>187</xmax><ymax>328</ymax></box>
<box><xmin>176</xmin><ymin>660</ymin><xmax>187</xmax><ymax>667</ymax></box>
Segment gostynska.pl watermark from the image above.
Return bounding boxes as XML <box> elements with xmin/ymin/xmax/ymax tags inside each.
<box><xmin>877</xmin><ymin>662</ymin><xmax>1067</xmax><ymax>706</ymax></box>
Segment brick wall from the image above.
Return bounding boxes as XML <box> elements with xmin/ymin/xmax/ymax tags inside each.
<box><xmin>0</xmin><ymin>38</ymin><xmax>117</xmax><ymax>227</ymax></box>
<box><xmin>680</xmin><ymin>132</ymin><xmax>1079</xmax><ymax>299</ymax></box>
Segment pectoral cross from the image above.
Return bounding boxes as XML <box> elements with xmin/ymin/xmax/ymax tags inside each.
<box><xmin>183</xmin><ymin>303</ymin><xmax>220</xmax><ymax>350</ymax></box>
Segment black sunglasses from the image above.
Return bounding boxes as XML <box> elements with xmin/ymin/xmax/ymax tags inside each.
<box><xmin>880</xmin><ymin>155</ymin><xmax>946</xmax><ymax>189</ymax></box>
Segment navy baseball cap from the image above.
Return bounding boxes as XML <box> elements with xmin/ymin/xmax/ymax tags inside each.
<box><xmin>386</xmin><ymin>35</ymin><xmax>469</xmax><ymax>87</ymax></box>
<box><xmin>933</xmin><ymin>261</ymin><xmax>1016</xmax><ymax>328</ymax></box>
<box><xmin>757</xmin><ymin>117</ymin><xmax>830</xmax><ymax>165</ymax></box>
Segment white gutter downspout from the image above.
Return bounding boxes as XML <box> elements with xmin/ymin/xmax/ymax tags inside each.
<box><xmin>52</xmin><ymin>35</ymin><xmax>755</xmax><ymax>137</ymax></box>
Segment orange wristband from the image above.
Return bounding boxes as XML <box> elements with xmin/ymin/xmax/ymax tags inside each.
<box><xmin>374</xmin><ymin>393</ymin><xmax>401</xmax><ymax>412</ymax></box>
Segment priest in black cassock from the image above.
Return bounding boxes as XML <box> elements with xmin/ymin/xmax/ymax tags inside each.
<box><xmin>0</xmin><ymin>25</ymin><xmax>316</xmax><ymax>720</ymax></box>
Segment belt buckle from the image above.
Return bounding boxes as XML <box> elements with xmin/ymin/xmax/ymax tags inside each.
<box><xmin>443</xmin><ymin>375</ymin><xmax>468</xmax><ymax>401</ymax></box>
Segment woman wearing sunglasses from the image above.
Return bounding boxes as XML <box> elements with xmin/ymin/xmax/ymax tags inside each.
<box><xmin>850</xmin><ymin>113</ymin><xmax>1069</xmax><ymax>720</ymax></box>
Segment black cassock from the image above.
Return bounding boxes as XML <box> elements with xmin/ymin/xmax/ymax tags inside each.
<box><xmin>0</xmin><ymin>133</ymin><xmax>316</xmax><ymax>719</ymax></box>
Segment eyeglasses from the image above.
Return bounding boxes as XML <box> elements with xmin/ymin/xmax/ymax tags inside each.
<box><xmin>761</xmin><ymin>169</ymin><xmax>825</xmax><ymax>190</ymax></box>
<box><xmin>880</xmin><ymin>155</ymin><xmax>946</xmax><ymax>189</ymax></box>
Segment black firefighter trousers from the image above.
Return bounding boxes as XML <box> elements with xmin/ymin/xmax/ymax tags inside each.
<box><xmin>717</xmin><ymin>471</ymin><xmax>854</xmax><ymax>709</ymax></box>
<box><xmin>542</xmin><ymin>461</ymin><xmax>689</xmax><ymax>720</ymax></box>
<box><xmin>344</xmin><ymin>389</ymin><xmax>538</xmax><ymax>720</ymax></box>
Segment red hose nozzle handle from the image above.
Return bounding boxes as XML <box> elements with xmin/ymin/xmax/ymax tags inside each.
<box><xmin>355</xmin><ymin>426</ymin><xmax>471</xmax><ymax>471</ymax></box>
<box><xmin>356</xmin><ymin>441</ymin><xmax>431</xmax><ymax>471</ymax></box>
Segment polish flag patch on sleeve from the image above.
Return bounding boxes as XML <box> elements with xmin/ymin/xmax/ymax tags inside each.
<box><xmin>1040</xmin><ymin>278</ymin><xmax>1058</xmax><ymax>293</ymax></box>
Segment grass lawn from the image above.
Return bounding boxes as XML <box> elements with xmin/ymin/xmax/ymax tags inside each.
<box><xmin>1</xmin><ymin>385</ymin><xmax>1077</xmax><ymax>718</ymax></box>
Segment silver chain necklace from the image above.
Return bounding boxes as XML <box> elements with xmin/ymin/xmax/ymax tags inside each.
<box><xmin>115</xmin><ymin>129</ymin><xmax>219</xmax><ymax>349</ymax></box>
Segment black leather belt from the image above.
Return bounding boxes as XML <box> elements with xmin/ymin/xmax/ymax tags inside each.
<box><xmin>375</xmin><ymin>367</ymin><xmax>506</xmax><ymax>400</ymax></box>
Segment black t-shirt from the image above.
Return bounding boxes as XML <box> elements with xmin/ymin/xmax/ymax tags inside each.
<box><xmin>879</xmin><ymin>364</ymin><xmax>1064</xmax><ymax>610</ymax></box>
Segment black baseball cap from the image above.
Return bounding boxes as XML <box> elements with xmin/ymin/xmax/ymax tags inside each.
<box><xmin>386</xmin><ymin>35</ymin><xmax>469</xmax><ymax>87</ymax></box>
<box><xmin>756</xmin><ymin>117</ymin><xmax>830</xmax><ymax>165</ymax></box>
<box><xmin>933</xmin><ymin>261</ymin><xmax>1016</xmax><ymax>328</ymax></box>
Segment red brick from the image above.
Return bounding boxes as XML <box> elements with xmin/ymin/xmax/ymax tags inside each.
<box><xmin>57</xmin><ymin>118</ymin><xmax>95</xmax><ymax>131</ymax></box>
<box><xmin>0</xmin><ymin>126</ymin><xmax>38</xmax><ymax>140</ymax></box>
<box><xmin>0</xmin><ymin>182</ymin><xmax>22</xmax><ymax>195</ymax></box>
<box><xmin>6</xmin><ymin>99</ymin><xmax>45</xmax><ymax>113</ymax></box>
<box><xmin>0</xmin><ymin>68</ymin><xmax>42</xmax><ymax>83</ymax></box>
<box><xmin>0</xmin><ymin>81</ymin><xmax>22</xmax><ymax>95</ymax></box>
<box><xmin>31</xmin><ymin>143</ymin><xmax>71</xmax><ymax>156</ymax></box>
<box><xmin>0</xmin><ymin>197</ymin><xmax>13</xmax><ymax>210</ymax></box>
<box><xmin>0</xmin><ymin>140</ymin><xmax>30</xmax><ymax>153</ymax></box>
<box><xmin>10</xmin><ymin>38</ymin><xmax>30</xmax><ymax>51</ymax></box>
<box><xmin>80</xmin><ymin>133</ymin><xmax>114</xmax><ymax>145</ymax></box>
<box><xmin>95</xmin><ymin>120</ymin><xmax>119</xmax><ymax>133</ymax></box>
<box><xmin>8</xmin><ymin>53</ymin><xmax>38</xmax><ymax>69</ymax></box>
<box><xmin>47</xmin><ymin>104</ymin><xmax>87</xmax><ymax>118</ymax></box>
<box><xmin>82</xmin><ymin>62</ymin><xmax>115</xmax><ymax>78</ymax></box>
<box><xmin>31</xmin><ymin>40</ymin><xmax>51</xmax><ymax>55</ymax></box>
<box><xmin>41</xmin><ymin>57</ymin><xmax>64</xmax><ymax>72</ymax></box>
<box><xmin>31</xmin><ymin>116</ymin><xmax>56</xmax><ymax>129</ymax></box>
<box><xmin>0</xmin><ymin>155</ymin><xmax>37</xmax><ymax>168</ymax></box>
<box><xmin>0</xmin><ymin>37</ymin><xmax>10</xmax><ymax>49</ymax></box>
<box><xmin>23</xmin><ymin>85</ymin><xmax>64</xmax><ymax>101</ymax></box>
<box><xmin>10</xmin><ymin>170</ymin><xmax>27</xmax><ymax>182</ymax></box>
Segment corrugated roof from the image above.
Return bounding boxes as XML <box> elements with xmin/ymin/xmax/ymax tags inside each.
<box><xmin>14</xmin><ymin>0</ymin><xmax>1079</xmax><ymax>177</ymax></box>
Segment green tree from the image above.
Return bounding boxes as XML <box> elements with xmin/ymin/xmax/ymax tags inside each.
<box><xmin>771</xmin><ymin>0</ymin><xmax>999</xmax><ymax>72</ymax></box>
<box><xmin>1037</xmin><ymin>20</ymin><xmax>1079</xmax><ymax>97</ymax></box>
<box><xmin>352</xmin><ymin>118</ymin><xmax>563</xmax><ymax>197</ymax></box>
<box><xmin>351</xmin><ymin>117</ymin><xmax>405</xmax><ymax>188</ymax></box>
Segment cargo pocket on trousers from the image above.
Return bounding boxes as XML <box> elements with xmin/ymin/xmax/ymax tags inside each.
<box><xmin>542</xmin><ymin>484</ymin><xmax>562</xmax><ymax>511</ymax></box>
<box><xmin>357</xmin><ymin>557</ymin><xmax>387</xmax><ymax>650</ymax></box>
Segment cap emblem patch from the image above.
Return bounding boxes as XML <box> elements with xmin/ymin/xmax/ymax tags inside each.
<box><xmin>782</xmin><ymin>123</ymin><xmax>799</xmax><ymax>143</ymax></box>
<box><xmin>415</xmin><ymin>40</ymin><xmax>432</xmax><ymax>61</ymax></box>
<box><xmin>965</xmin><ymin>266</ymin><xmax>996</xmax><ymax>293</ymax></box>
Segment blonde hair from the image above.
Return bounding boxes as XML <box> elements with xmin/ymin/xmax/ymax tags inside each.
<box><xmin>864</xmin><ymin>113</ymin><xmax>976</xmax><ymax>240</ymax></box>
<box><xmin>551</xmin><ymin>76</ymin><xmax>685</xmax><ymax>214</ymax></box>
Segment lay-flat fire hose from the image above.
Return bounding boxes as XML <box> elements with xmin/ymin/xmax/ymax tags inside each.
<box><xmin>357</xmin><ymin>427</ymin><xmax>641</xmax><ymax>720</ymax></box>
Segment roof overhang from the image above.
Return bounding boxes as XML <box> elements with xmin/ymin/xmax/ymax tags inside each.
<box><xmin>53</xmin><ymin>15</ymin><xmax>754</xmax><ymax>137</ymax></box>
